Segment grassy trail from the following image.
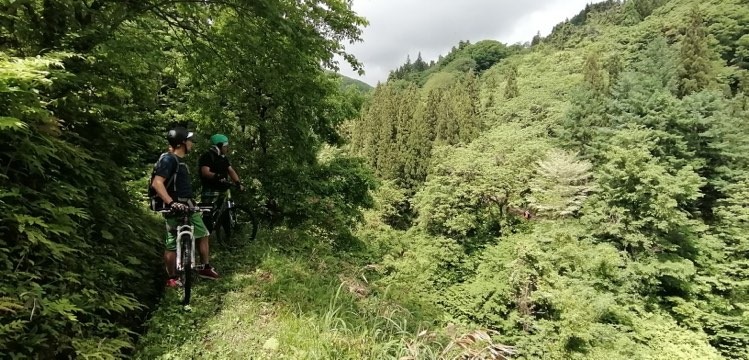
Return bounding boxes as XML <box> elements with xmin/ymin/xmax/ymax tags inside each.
<box><xmin>132</xmin><ymin>228</ymin><xmax>499</xmax><ymax>359</ymax></box>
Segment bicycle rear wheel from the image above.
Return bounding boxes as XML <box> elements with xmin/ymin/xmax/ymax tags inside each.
<box><xmin>223</xmin><ymin>206</ymin><xmax>259</xmax><ymax>246</ymax></box>
<box><xmin>213</xmin><ymin>217</ymin><xmax>229</xmax><ymax>248</ymax></box>
<box><xmin>248</xmin><ymin>211</ymin><xmax>259</xmax><ymax>241</ymax></box>
<box><xmin>180</xmin><ymin>235</ymin><xmax>192</xmax><ymax>306</ymax></box>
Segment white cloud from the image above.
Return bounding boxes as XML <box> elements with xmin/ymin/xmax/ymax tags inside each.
<box><xmin>335</xmin><ymin>0</ymin><xmax>602</xmax><ymax>85</ymax></box>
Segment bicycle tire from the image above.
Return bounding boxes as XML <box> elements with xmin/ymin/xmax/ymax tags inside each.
<box><xmin>233</xmin><ymin>205</ymin><xmax>259</xmax><ymax>242</ymax></box>
<box><xmin>212</xmin><ymin>205</ymin><xmax>231</xmax><ymax>247</ymax></box>
<box><xmin>222</xmin><ymin>206</ymin><xmax>260</xmax><ymax>245</ymax></box>
<box><xmin>248</xmin><ymin>212</ymin><xmax>259</xmax><ymax>241</ymax></box>
<box><xmin>213</xmin><ymin>221</ymin><xmax>228</xmax><ymax>248</ymax></box>
<box><xmin>181</xmin><ymin>235</ymin><xmax>192</xmax><ymax>306</ymax></box>
<box><xmin>222</xmin><ymin>209</ymin><xmax>233</xmax><ymax>241</ymax></box>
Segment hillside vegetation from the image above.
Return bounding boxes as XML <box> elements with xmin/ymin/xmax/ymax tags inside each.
<box><xmin>349</xmin><ymin>0</ymin><xmax>749</xmax><ymax>358</ymax></box>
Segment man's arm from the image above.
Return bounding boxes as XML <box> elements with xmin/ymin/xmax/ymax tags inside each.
<box><xmin>228</xmin><ymin>166</ymin><xmax>240</xmax><ymax>184</ymax></box>
<box><xmin>151</xmin><ymin>175</ymin><xmax>174</xmax><ymax>205</ymax></box>
<box><xmin>201</xmin><ymin>165</ymin><xmax>218</xmax><ymax>179</ymax></box>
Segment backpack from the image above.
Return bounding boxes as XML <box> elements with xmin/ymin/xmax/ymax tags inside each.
<box><xmin>148</xmin><ymin>152</ymin><xmax>179</xmax><ymax>211</ymax></box>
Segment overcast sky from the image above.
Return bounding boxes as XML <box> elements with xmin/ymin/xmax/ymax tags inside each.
<box><xmin>336</xmin><ymin>0</ymin><xmax>602</xmax><ymax>85</ymax></box>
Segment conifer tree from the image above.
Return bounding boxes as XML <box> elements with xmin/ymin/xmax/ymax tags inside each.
<box><xmin>583</xmin><ymin>52</ymin><xmax>606</xmax><ymax>94</ymax></box>
<box><xmin>373</xmin><ymin>86</ymin><xmax>399</xmax><ymax>179</ymax></box>
<box><xmin>622</xmin><ymin>0</ymin><xmax>643</xmax><ymax>25</ymax></box>
<box><xmin>393</xmin><ymin>84</ymin><xmax>422</xmax><ymax>183</ymax></box>
<box><xmin>414</xmin><ymin>52</ymin><xmax>428</xmax><ymax>72</ymax></box>
<box><xmin>678</xmin><ymin>7</ymin><xmax>712</xmax><ymax>97</ymax></box>
<box><xmin>605</xmin><ymin>55</ymin><xmax>623</xmax><ymax>91</ymax></box>
<box><xmin>531</xmin><ymin>31</ymin><xmax>542</xmax><ymax>46</ymax></box>
<box><xmin>424</xmin><ymin>88</ymin><xmax>441</xmax><ymax>142</ymax></box>
<box><xmin>403</xmin><ymin>87</ymin><xmax>433</xmax><ymax>189</ymax></box>
<box><xmin>459</xmin><ymin>70</ymin><xmax>482</xmax><ymax>142</ymax></box>
<box><xmin>505</xmin><ymin>64</ymin><xmax>520</xmax><ymax>99</ymax></box>
<box><xmin>435</xmin><ymin>87</ymin><xmax>460</xmax><ymax>146</ymax></box>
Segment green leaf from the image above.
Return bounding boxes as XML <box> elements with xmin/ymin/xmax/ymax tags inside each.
<box><xmin>0</xmin><ymin>117</ymin><xmax>27</xmax><ymax>131</ymax></box>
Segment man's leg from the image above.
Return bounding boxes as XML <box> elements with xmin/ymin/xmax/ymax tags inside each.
<box><xmin>199</xmin><ymin>236</ymin><xmax>210</xmax><ymax>264</ymax></box>
<box><xmin>164</xmin><ymin>218</ymin><xmax>182</xmax><ymax>287</ymax></box>
<box><xmin>164</xmin><ymin>251</ymin><xmax>177</xmax><ymax>277</ymax></box>
<box><xmin>191</xmin><ymin>213</ymin><xmax>219</xmax><ymax>280</ymax></box>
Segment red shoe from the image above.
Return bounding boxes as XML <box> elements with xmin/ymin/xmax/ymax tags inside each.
<box><xmin>198</xmin><ymin>265</ymin><xmax>219</xmax><ymax>280</ymax></box>
<box><xmin>166</xmin><ymin>278</ymin><xmax>183</xmax><ymax>288</ymax></box>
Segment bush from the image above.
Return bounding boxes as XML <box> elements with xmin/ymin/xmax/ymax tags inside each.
<box><xmin>0</xmin><ymin>55</ymin><xmax>162</xmax><ymax>359</ymax></box>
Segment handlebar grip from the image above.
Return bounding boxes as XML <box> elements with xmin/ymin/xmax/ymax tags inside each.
<box><xmin>157</xmin><ymin>206</ymin><xmax>213</xmax><ymax>214</ymax></box>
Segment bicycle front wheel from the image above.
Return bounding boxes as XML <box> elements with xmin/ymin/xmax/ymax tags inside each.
<box><xmin>181</xmin><ymin>235</ymin><xmax>192</xmax><ymax>306</ymax></box>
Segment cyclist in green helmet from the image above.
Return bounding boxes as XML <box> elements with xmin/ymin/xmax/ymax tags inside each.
<box><xmin>199</xmin><ymin>134</ymin><xmax>245</xmax><ymax>232</ymax></box>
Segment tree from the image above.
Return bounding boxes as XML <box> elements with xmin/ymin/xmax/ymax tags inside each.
<box><xmin>531</xmin><ymin>31</ymin><xmax>542</xmax><ymax>46</ymax></box>
<box><xmin>622</xmin><ymin>0</ymin><xmax>643</xmax><ymax>25</ymax></box>
<box><xmin>415</xmin><ymin>124</ymin><xmax>551</xmax><ymax>242</ymax></box>
<box><xmin>583</xmin><ymin>52</ymin><xmax>606</xmax><ymax>94</ymax></box>
<box><xmin>505</xmin><ymin>64</ymin><xmax>520</xmax><ymax>99</ymax></box>
<box><xmin>434</xmin><ymin>86</ymin><xmax>461</xmax><ymax>146</ymax></box>
<box><xmin>605</xmin><ymin>55</ymin><xmax>624</xmax><ymax>91</ymax></box>
<box><xmin>402</xmin><ymin>88</ymin><xmax>434</xmax><ymax>190</ymax></box>
<box><xmin>414</xmin><ymin>52</ymin><xmax>429</xmax><ymax>72</ymax></box>
<box><xmin>678</xmin><ymin>7</ymin><xmax>712</xmax><ymax>97</ymax></box>
<box><xmin>470</xmin><ymin>40</ymin><xmax>509</xmax><ymax>72</ymax></box>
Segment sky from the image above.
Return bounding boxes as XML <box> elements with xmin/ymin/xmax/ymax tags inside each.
<box><xmin>336</xmin><ymin>0</ymin><xmax>602</xmax><ymax>85</ymax></box>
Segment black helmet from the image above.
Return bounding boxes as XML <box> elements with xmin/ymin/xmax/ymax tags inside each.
<box><xmin>167</xmin><ymin>126</ymin><xmax>194</xmax><ymax>147</ymax></box>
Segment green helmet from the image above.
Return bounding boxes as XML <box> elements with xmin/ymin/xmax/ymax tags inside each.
<box><xmin>210</xmin><ymin>133</ymin><xmax>229</xmax><ymax>146</ymax></box>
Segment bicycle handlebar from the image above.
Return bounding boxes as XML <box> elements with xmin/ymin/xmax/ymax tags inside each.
<box><xmin>157</xmin><ymin>204</ymin><xmax>214</xmax><ymax>215</ymax></box>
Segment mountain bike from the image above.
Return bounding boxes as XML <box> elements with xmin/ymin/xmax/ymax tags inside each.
<box><xmin>209</xmin><ymin>186</ymin><xmax>259</xmax><ymax>247</ymax></box>
<box><xmin>160</xmin><ymin>204</ymin><xmax>212</xmax><ymax>307</ymax></box>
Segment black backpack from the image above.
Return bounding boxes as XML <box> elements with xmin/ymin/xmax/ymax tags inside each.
<box><xmin>148</xmin><ymin>152</ymin><xmax>179</xmax><ymax>211</ymax></box>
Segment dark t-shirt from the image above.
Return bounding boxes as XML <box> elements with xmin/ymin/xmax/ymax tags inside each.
<box><xmin>154</xmin><ymin>153</ymin><xmax>192</xmax><ymax>199</ymax></box>
<box><xmin>198</xmin><ymin>149</ymin><xmax>231</xmax><ymax>189</ymax></box>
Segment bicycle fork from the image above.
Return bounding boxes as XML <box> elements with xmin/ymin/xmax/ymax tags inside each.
<box><xmin>175</xmin><ymin>223</ymin><xmax>196</xmax><ymax>272</ymax></box>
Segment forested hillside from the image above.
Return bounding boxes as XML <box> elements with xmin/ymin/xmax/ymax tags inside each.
<box><xmin>340</xmin><ymin>73</ymin><xmax>374</xmax><ymax>93</ymax></box>
<box><xmin>350</xmin><ymin>0</ymin><xmax>749</xmax><ymax>358</ymax></box>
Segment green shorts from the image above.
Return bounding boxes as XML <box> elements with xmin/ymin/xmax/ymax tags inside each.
<box><xmin>164</xmin><ymin>213</ymin><xmax>210</xmax><ymax>251</ymax></box>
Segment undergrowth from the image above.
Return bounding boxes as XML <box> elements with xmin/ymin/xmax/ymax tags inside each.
<box><xmin>133</xmin><ymin>227</ymin><xmax>512</xmax><ymax>359</ymax></box>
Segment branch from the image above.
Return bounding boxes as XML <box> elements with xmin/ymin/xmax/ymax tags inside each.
<box><xmin>150</xmin><ymin>7</ymin><xmax>208</xmax><ymax>38</ymax></box>
<box><xmin>481</xmin><ymin>193</ymin><xmax>534</xmax><ymax>220</ymax></box>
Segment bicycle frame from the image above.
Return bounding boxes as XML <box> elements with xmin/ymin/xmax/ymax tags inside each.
<box><xmin>210</xmin><ymin>189</ymin><xmax>236</xmax><ymax>230</ymax></box>
<box><xmin>206</xmin><ymin>187</ymin><xmax>259</xmax><ymax>245</ymax></box>
<box><xmin>159</xmin><ymin>209</ymin><xmax>204</xmax><ymax>265</ymax></box>
<box><xmin>159</xmin><ymin>205</ymin><xmax>211</xmax><ymax>307</ymax></box>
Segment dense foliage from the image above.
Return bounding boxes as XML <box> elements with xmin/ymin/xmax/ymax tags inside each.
<box><xmin>351</xmin><ymin>0</ymin><xmax>749</xmax><ymax>358</ymax></box>
<box><xmin>0</xmin><ymin>1</ymin><xmax>374</xmax><ymax>358</ymax></box>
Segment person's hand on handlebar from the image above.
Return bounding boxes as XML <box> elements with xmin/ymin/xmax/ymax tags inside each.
<box><xmin>169</xmin><ymin>201</ymin><xmax>189</xmax><ymax>213</ymax></box>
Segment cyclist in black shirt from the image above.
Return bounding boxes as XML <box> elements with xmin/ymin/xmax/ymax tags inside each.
<box><xmin>199</xmin><ymin>134</ymin><xmax>245</xmax><ymax>232</ymax></box>
<box><xmin>152</xmin><ymin>126</ymin><xmax>219</xmax><ymax>287</ymax></box>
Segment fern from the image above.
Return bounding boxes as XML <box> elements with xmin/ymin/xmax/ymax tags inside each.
<box><xmin>0</xmin><ymin>54</ymin><xmax>163</xmax><ymax>358</ymax></box>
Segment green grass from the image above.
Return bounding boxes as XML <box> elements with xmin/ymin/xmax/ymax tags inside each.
<box><xmin>132</xmin><ymin>227</ymin><xmax>503</xmax><ymax>359</ymax></box>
